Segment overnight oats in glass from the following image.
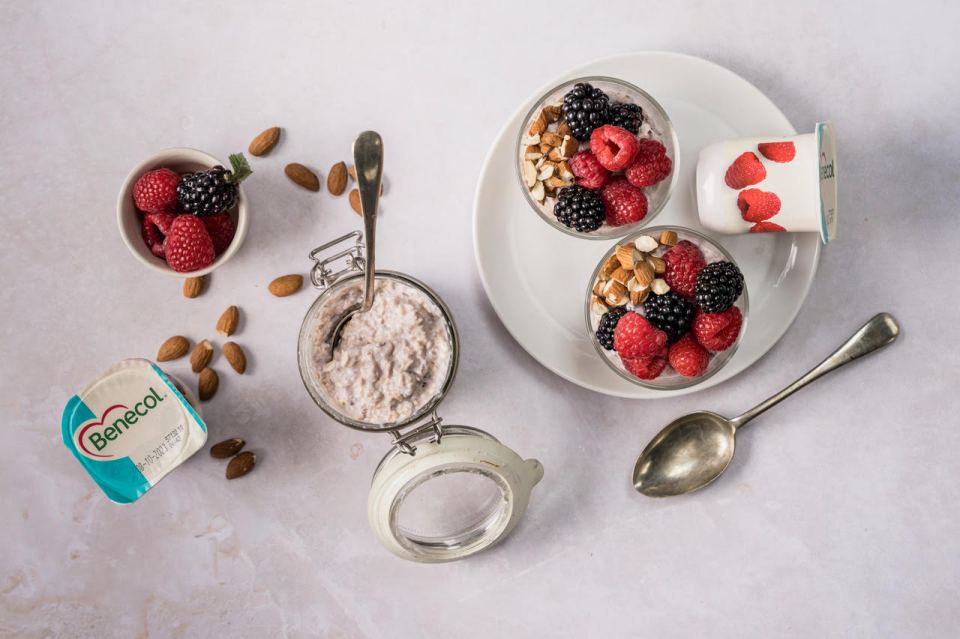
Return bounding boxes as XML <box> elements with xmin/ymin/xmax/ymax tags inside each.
<box><xmin>585</xmin><ymin>226</ymin><xmax>748</xmax><ymax>390</ymax></box>
<box><xmin>516</xmin><ymin>76</ymin><xmax>678</xmax><ymax>239</ymax></box>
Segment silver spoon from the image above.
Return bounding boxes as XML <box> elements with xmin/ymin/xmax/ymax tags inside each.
<box><xmin>326</xmin><ymin>131</ymin><xmax>384</xmax><ymax>350</ymax></box>
<box><xmin>633</xmin><ymin>312</ymin><xmax>901</xmax><ymax>497</ymax></box>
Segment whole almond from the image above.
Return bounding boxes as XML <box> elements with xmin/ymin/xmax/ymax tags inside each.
<box><xmin>268</xmin><ymin>274</ymin><xmax>303</xmax><ymax>297</ymax></box>
<box><xmin>226</xmin><ymin>451</ymin><xmax>256</xmax><ymax>479</ymax></box>
<box><xmin>198</xmin><ymin>368</ymin><xmax>219</xmax><ymax>401</ymax></box>
<box><xmin>210</xmin><ymin>438</ymin><xmax>245</xmax><ymax>459</ymax></box>
<box><xmin>327</xmin><ymin>161</ymin><xmax>348</xmax><ymax>196</ymax></box>
<box><xmin>285</xmin><ymin>163</ymin><xmax>320</xmax><ymax>191</ymax></box>
<box><xmin>248</xmin><ymin>127</ymin><xmax>281</xmax><ymax>157</ymax></box>
<box><xmin>190</xmin><ymin>339</ymin><xmax>214</xmax><ymax>373</ymax></box>
<box><xmin>659</xmin><ymin>230</ymin><xmax>679</xmax><ymax>247</ymax></box>
<box><xmin>216</xmin><ymin>305</ymin><xmax>239</xmax><ymax>336</ymax></box>
<box><xmin>157</xmin><ymin>336</ymin><xmax>189</xmax><ymax>362</ymax></box>
<box><xmin>349</xmin><ymin>188</ymin><xmax>361</xmax><ymax>215</ymax></box>
<box><xmin>183</xmin><ymin>276</ymin><xmax>205</xmax><ymax>298</ymax></box>
<box><xmin>222</xmin><ymin>342</ymin><xmax>247</xmax><ymax>374</ymax></box>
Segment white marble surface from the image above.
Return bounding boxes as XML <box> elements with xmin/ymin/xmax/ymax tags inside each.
<box><xmin>3</xmin><ymin>1</ymin><xmax>959</xmax><ymax>637</ymax></box>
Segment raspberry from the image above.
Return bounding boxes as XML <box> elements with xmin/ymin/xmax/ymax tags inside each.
<box><xmin>141</xmin><ymin>215</ymin><xmax>165</xmax><ymax>257</ymax></box>
<box><xmin>693</xmin><ymin>306</ymin><xmax>743</xmax><ymax>352</ymax></box>
<box><xmin>202</xmin><ymin>212</ymin><xmax>236</xmax><ymax>255</ymax></box>
<box><xmin>163</xmin><ymin>215</ymin><xmax>215</xmax><ymax>272</ymax></box>
<box><xmin>568</xmin><ymin>151</ymin><xmax>609</xmax><ymax>190</ymax></box>
<box><xmin>724</xmin><ymin>152</ymin><xmax>766</xmax><ymax>189</ymax></box>
<box><xmin>600</xmin><ymin>178</ymin><xmax>647</xmax><ymax>226</ymax></box>
<box><xmin>757</xmin><ymin>141</ymin><xmax>796</xmax><ymax>163</ymax></box>
<box><xmin>625</xmin><ymin>139</ymin><xmax>672</xmax><ymax>187</ymax></box>
<box><xmin>662</xmin><ymin>240</ymin><xmax>706</xmax><ymax>299</ymax></box>
<box><xmin>590</xmin><ymin>125</ymin><xmax>639</xmax><ymax>171</ymax></box>
<box><xmin>133</xmin><ymin>168</ymin><xmax>180</xmax><ymax>212</ymax></box>
<box><xmin>613</xmin><ymin>312</ymin><xmax>667</xmax><ymax>360</ymax></box>
<box><xmin>668</xmin><ymin>333</ymin><xmax>710</xmax><ymax>377</ymax></box>
<box><xmin>623</xmin><ymin>348</ymin><xmax>669</xmax><ymax>380</ymax></box>
<box><xmin>749</xmin><ymin>221</ymin><xmax>786</xmax><ymax>233</ymax></box>
<box><xmin>737</xmin><ymin>188</ymin><xmax>781</xmax><ymax>222</ymax></box>
<box><xmin>146</xmin><ymin>211</ymin><xmax>176</xmax><ymax>235</ymax></box>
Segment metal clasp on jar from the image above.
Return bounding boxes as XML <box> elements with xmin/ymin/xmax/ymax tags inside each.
<box><xmin>388</xmin><ymin>411</ymin><xmax>444</xmax><ymax>456</ymax></box>
<box><xmin>309</xmin><ymin>231</ymin><xmax>366</xmax><ymax>290</ymax></box>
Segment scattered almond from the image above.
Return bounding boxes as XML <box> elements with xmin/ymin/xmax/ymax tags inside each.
<box><xmin>610</xmin><ymin>267</ymin><xmax>632</xmax><ymax>285</ymax></box>
<box><xmin>285</xmin><ymin>163</ymin><xmax>320</xmax><ymax>191</ymax></box>
<box><xmin>183</xmin><ymin>276</ymin><xmax>205</xmax><ymax>299</ymax></box>
<box><xmin>557</xmin><ymin>160</ymin><xmax>574</xmax><ymax>181</ymax></box>
<box><xmin>528</xmin><ymin>110</ymin><xmax>548</xmax><ymax>136</ymax></box>
<box><xmin>541</xmin><ymin>132</ymin><xmax>562</xmax><ymax>147</ymax></box>
<box><xmin>634</xmin><ymin>261</ymin><xmax>655</xmax><ymax>287</ymax></box>
<box><xmin>630</xmin><ymin>288</ymin><xmax>649</xmax><ymax>305</ymax></box>
<box><xmin>592</xmin><ymin>278</ymin><xmax>605</xmax><ymax>296</ymax></box>
<box><xmin>634</xmin><ymin>235</ymin><xmax>659</xmax><ymax>252</ymax></box>
<box><xmin>157</xmin><ymin>336</ymin><xmax>189</xmax><ymax>362</ymax></box>
<box><xmin>557</xmin><ymin>120</ymin><xmax>572</xmax><ymax>137</ymax></box>
<box><xmin>522</xmin><ymin>161</ymin><xmax>537</xmax><ymax>188</ymax></box>
<box><xmin>269</xmin><ymin>274</ymin><xmax>303</xmax><ymax>297</ymax></box>
<box><xmin>543</xmin><ymin>105</ymin><xmax>561</xmax><ymax>123</ymax></box>
<box><xmin>651</xmin><ymin>278</ymin><xmax>671</xmax><ymax>295</ymax></box>
<box><xmin>198</xmin><ymin>368</ymin><xmax>219</xmax><ymax>401</ymax></box>
<box><xmin>226</xmin><ymin>451</ymin><xmax>256</xmax><ymax>479</ymax></box>
<box><xmin>646</xmin><ymin>254</ymin><xmax>666</xmax><ymax>274</ymax></box>
<box><xmin>349</xmin><ymin>188</ymin><xmax>362</xmax><ymax>215</ymax></box>
<box><xmin>616</xmin><ymin>245</ymin><xmax>641</xmax><ymax>269</ymax></box>
<box><xmin>210</xmin><ymin>438</ymin><xmax>245</xmax><ymax>459</ymax></box>
<box><xmin>559</xmin><ymin>136</ymin><xmax>579</xmax><ymax>159</ymax></box>
<box><xmin>603</xmin><ymin>280</ymin><xmax>628</xmax><ymax>306</ymax></box>
<box><xmin>590</xmin><ymin>295</ymin><xmax>608</xmax><ymax>316</ymax></box>
<box><xmin>248</xmin><ymin>126</ymin><xmax>281</xmax><ymax>156</ymax></box>
<box><xmin>327</xmin><ymin>161</ymin><xmax>348</xmax><ymax>196</ymax></box>
<box><xmin>600</xmin><ymin>254</ymin><xmax>620</xmax><ymax>279</ymax></box>
<box><xmin>659</xmin><ymin>230</ymin><xmax>679</xmax><ymax>246</ymax></box>
<box><xmin>530</xmin><ymin>181</ymin><xmax>545</xmax><ymax>203</ymax></box>
<box><xmin>190</xmin><ymin>339</ymin><xmax>214</xmax><ymax>373</ymax></box>
<box><xmin>216</xmin><ymin>305</ymin><xmax>239</xmax><ymax>336</ymax></box>
<box><xmin>222</xmin><ymin>342</ymin><xmax>247</xmax><ymax>374</ymax></box>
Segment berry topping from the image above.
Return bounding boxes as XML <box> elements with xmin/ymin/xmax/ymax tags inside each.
<box><xmin>695</xmin><ymin>261</ymin><xmax>744</xmax><ymax>313</ymax></box>
<box><xmin>749</xmin><ymin>221</ymin><xmax>786</xmax><ymax>233</ymax></box>
<box><xmin>737</xmin><ymin>188</ymin><xmax>781</xmax><ymax>222</ymax></box>
<box><xmin>662</xmin><ymin>240</ymin><xmax>706</xmax><ymax>299</ymax></box>
<box><xmin>133</xmin><ymin>168</ymin><xmax>180</xmax><ymax>212</ymax></box>
<box><xmin>569</xmin><ymin>151</ymin><xmax>610</xmax><ymax>190</ymax></box>
<box><xmin>163</xmin><ymin>215</ymin><xmax>215</xmax><ymax>273</ymax></box>
<box><xmin>623</xmin><ymin>348</ymin><xmax>669</xmax><ymax>380</ymax></box>
<box><xmin>202</xmin><ymin>212</ymin><xmax>237</xmax><ymax>255</ymax></box>
<box><xmin>668</xmin><ymin>333</ymin><xmax>710</xmax><ymax>378</ymax></box>
<box><xmin>607</xmin><ymin>103</ymin><xmax>643</xmax><ymax>134</ymax></box>
<box><xmin>724</xmin><ymin>152</ymin><xmax>766</xmax><ymax>189</ymax></box>
<box><xmin>693</xmin><ymin>306</ymin><xmax>743</xmax><ymax>352</ymax></box>
<box><xmin>757</xmin><ymin>141</ymin><xmax>796</xmax><ymax>163</ymax></box>
<box><xmin>624</xmin><ymin>138</ymin><xmax>672</xmax><ymax>188</ymax></box>
<box><xmin>176</xmin><ymin>153</ymin><xmax>252</xmax><ymax>217</ymax></box>
<box><xmin>643</xmin><ymin>291</ymin><xmax>695</xmax><ymax>343</ymax></box>
<box><xmin>553</xmin><ymin>185</ymin><xmax>606</xmax><ymax>233</ymax></box>
<box><xmin>561</xmin><ymin>82</ymin><xmax>611</xmax><ymax>141</ymax></box>
<box><xmin>141</xmin><ymin>215</ymin><xmax>166</xmax><ymax>257</ymax></box>
<box><xmin>600</xmin><ymin>178</ymin><xmax>648</xmax><ymax>226</ymax></box>
<box><xmin>146</xmin><ymin>211</ymin><xmax>176</xmax><ymax>235</ymax></box>
<box><xmin>595</xmin><ymin>306</ymin><xmax>628</xmax><ymax>350</ymax></box>
<box><xmin>590</xmin><ymin>125</ymin><xmax>640</xmax><ymax>171</ymax></box>
<box><xmin>614</xmin><ymin>312</ymin><xmax>668</xmax><ymax>360</ymax></box>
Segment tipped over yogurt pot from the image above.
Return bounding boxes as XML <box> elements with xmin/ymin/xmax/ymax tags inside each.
<box><xmin>696</xmin><ymin>121</ymin><xmax>837</xmax><ymax>242</ymax></box>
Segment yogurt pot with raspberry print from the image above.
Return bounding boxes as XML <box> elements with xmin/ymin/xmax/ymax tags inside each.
<box><xmin>585</xmin><ymin>226</ymin><xmax>748</xmax><ymax>390</ymax></box>
<box><xmin>696</xmin><ymin>121</ymin><xmax>837</xmax><ymax>241</ymax></box>
<box><xmin>516</xmin><ymin>77</ymin><xmax>679</xmax><ymax>239</ymax></box>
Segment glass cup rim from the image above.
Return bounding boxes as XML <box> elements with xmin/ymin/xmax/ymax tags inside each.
<box><xmin>297</xmin><ymin>270</ymin><xmax>461</xmax><ymax>431</ymax></box>
<box><xmin>584</xmin><ymin>225</ymin><xmax>749</xmax><ymax>390</ymax></box>
<box><xmin>515</xmin><ymin>75</ymin><xmax>680</xmax><ymax>240</ymax></box>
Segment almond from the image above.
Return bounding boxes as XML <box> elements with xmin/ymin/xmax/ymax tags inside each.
<box><xmin>651</xmin><ymin>278</ymin><xmax>671</xmax><ymax>295</ymax></box>
<box><xmin>545</xmin><ymin>176</ymin><xmax>568</xmax><ymax>189</ymax></box>
<box><xmin>557</xmin><ymin>160</ymin><xmax>574</xmax><ymax>181</ymax></box>
<box><xmin>349</xmin><ymin>188</ymin><xmax>362</xmax><ymax>215</ymax></box>
<box><xmin>528</xmin><ymin>110</ymin><xmax>548</xmax><ymax>136</ymax></box>
<box><xmin>269</xmin><ymin>274</ymin><xmax>303</xmax><ymax>297</ymax></box>
<box><xmin>616</xmin><ymin>245</ymin><xmax>641</xmax><ymax>269</ymax></box>
<box><xmin>592</xmin><ymin>278</ymin><xmax>605</xmax><ymax>296</ymax></box>
<box><xmin>226</xmin><ymin>451</ymin><xmax>256</xmax><ymax>480</ymax></box>
<box><xmin>559</xmin><ymin>135</ymin><xmax>579</xmax><ymax>159</ymax></box>
<box><xmin>603</xmin><ymin>280</ymin><xmax>628</xmax><ymax>306</ymax></box>
<box><xmin>541</xmin><ymin>132</ymin><xmax>563</xmax><ymax>147</ymax></box>
<box><xmin>547</xmin><ymin>147</ymin><xmax>564</xmax><ymax>162</ymax></box>
<box><xmin>198</xmin><ymin>368</ymin><xmax>219</xmax><ymax>401</ymax></box>
<box><xmin>557</xmin><ymin>120</ymin><xmax>572</xmax><ymax>137</ymax></box>
<box><xmin>630</xmin><ymin>288</ymin><xmax>649</xmax><ymax>305</ymax></box>
<box><xmin>348</xmin><ymin>165</ymin><xmax>357</xmax><ymax>181</ymax></box>
<box><xmin>646</xmin><ymin>254</ymin><xmax>666</xmax><ymax>274</ymax></box>
<box><xmin>634</xmin><ymin>261</ymin><xmax>655</xmax><ymax>287</ymax></box>
<box><xmin>216</xmin><ymin>305</ymin><xmax>239</xmax><ymax>336</ymax></box>
<box><xmin>285</xmin><ymin>163</ymin><xmax>320</xmax><ymax>191</ymax></box>
<box><xmin>600</xmin><ymin>254</ymin><xmax>621</xmax><ymax>279</ymax></box>
<box><xmin>182</xmin><ymin>276</ymin><xmax>205</xmax><ymax>299</ymax></box>
<box><xmin>522</xmin><ymin>161</ymin><xmax>538</xmax><ymax>188</ymax></box>
<box><xmin>222</xmin><ymin>342</ymin><xmax>247</xmax><ymax>374</ymax></box>
<box><xmin>248</xmin><ymin>126</ymin><xmax>281</xmax><ymax>156</ymax></box>
<box><xmin>157</xmin><ymin>336</ymin><xmax>189</xmax><ymax>362</ymax></box>
<box><xmin>190</xmin><ymin>339</ymin><xmax>214</xmax><ymax>373</ymax></box>
<box><xmin>210</xmin><ymin>438</ymin><xmax>245</xmax><ymax>459</ymax></box>
<box><xmin>659</xmin><ymin>230</ymin><xmax>679</xmax><ymax>246</ymax></box>
<box><xmin>530</xmin><ymin>181</ymin><xmax>545</xmax><ymax>203</ymax></box>
<box><xmin>590</xmin><ymin>295</ymin><xmax>608</xmax><ymax>316</ymax></box>
<box><xmin>543</xmin><ymin>104</ymin><xmax>562</xmax><ymax>123</ymax></box>
<box><xmin>634</xmin><ymin>235</ymin><xmax>659</xmax><ymax>252</ymax></box>
<box><xmin>611</xmin><ymin>267</ymin><xmax>632</xmax><ymax>285</ymax></box>
<box><xmin>327</xmin><ymin>161</ymin><xmax>348</xmax><ymax>195</ymax></box>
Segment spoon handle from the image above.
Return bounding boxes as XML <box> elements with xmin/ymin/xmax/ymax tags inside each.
<box><xmin>730</xmin><ymin>312</ymin><xmax>900</xmax><ymax>430</ymax></box>
<box><xmin>353</xmin><ymin>131</ymin><xmax>384</xmax><ymax>312</ymax></box>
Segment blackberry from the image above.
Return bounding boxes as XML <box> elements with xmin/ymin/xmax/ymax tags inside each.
<box><xmin>553</xmin><ymin>186</ymin><xmax>606</xmax><ymax>233</ymax></box>
<box><xmin>695</xmin><ymin>261</ymin><xmax>744</xmax><ymax>313</ymax></box>
<box><xmin>608</xmin><ymin>103</ymin><xmax>643</xmax><ymax>134</ymax></box>
<box><xmin>176</xmin><ymin>153</ymin><xmax>252</xmax><ymax>216</ymax></box>
<box><xmin>643</xmin><ymin>292</ymin><xmax>694</xmax><ymax>343</ymax></box>
<box><xmin>595</xmin><ymin>306</ymin><xmax>628</xmax><ymax>350</ymax></box>
<box><xmin>561</xmin><ymin>82</ymin><xmax>610</xmax><ymax>141</ymax></box>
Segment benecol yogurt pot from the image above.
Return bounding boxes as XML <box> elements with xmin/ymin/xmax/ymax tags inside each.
<box><xmin>61</xmin><ymin>358</ymin><xmax>207</xmax><ymax>503</ymax></box>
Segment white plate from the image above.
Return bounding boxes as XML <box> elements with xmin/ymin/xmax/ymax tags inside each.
<box><xmin>473</xmin><ymin>52</ymin><xmax>820</xmax><ymax>398</ymax></box>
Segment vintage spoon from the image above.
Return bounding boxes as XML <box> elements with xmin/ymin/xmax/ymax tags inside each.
<box><xmin>326</xmin><ymin>131</ymin><xmax>384</xmax><ymax>350</ymax></box>
<box><xmin>633</xmin><ymin>312</ymin><xmax>901</xmax><ymax>497</ymax></box>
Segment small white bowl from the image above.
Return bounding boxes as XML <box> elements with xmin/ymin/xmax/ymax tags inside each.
<box><xmin>117</xmin><ymin>148</ymin><xmax>249</xmax><ymax>277</ymax></box>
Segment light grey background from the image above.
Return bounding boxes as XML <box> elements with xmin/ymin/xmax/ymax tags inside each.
<box><xmin>2</xmin><ymin>1</ymin><xmax>958</xmax><ymax>637</ymax></box>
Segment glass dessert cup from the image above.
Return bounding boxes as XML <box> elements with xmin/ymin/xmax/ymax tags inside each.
<box><xmin>515</xmin><ymin>76</ymin><xmax>679</xmax><ymax>240</ymax></box>
<box><xmin>584</xmin><ymin>226</ymin><xmax>749</xmax><ymax>391</ymax></box>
